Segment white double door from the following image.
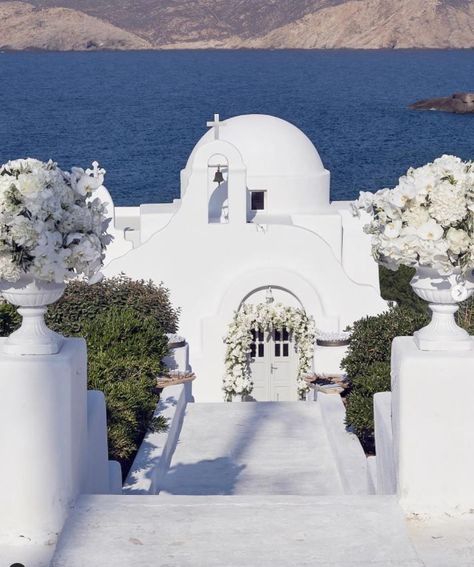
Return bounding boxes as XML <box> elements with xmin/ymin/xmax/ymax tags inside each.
<box><xmin>248</xmin><ymin>328</ymin><xmax>298</xmax><ymax>401</ymax></box>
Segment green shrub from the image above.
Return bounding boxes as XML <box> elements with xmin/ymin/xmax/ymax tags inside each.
<box><xmin>343</xmin><ymin>306</ymin><xmax>428</xmax><ymax>453</ymax></box>
<box><xmin>457</xmin><ymin>297</ymin><xmax>474</xmax><ymax>335</ymax></box>
<box><xmin>47</xmin><ymin>274</ymin><xmax>179</xmax><ymax>336</ymax></box>
<box><xmin>84</xmin><ymin>306</ymin><xmax>169</xmax><ymax>362</ymax></box>
<box><xmin>0</xmin><ymin>302</ymin><xmax>20</xmax><ymax>336</ymax></box>
<box><xmin>88</xmin><ymin>350</ymin><xmax>162</xmax><ymax>470</ymax></box>
<box><xmin>84</xmin><ymin>308</ymin><xmax>170</xmax><ymax>474</ymax></box>
<box><xmin>342</xmin><ymin>306</ymin><xmax>428</xmax><ymax>380</ymax></box>
<box><xmin>344</xmin><ymin>362</ymin><xmax>390</xmax><ymax>452</ymax></box>
<box><xmin>379</xmin><ymin>265</ymin><xmax>427</xmax><ymax>314</ymax></box>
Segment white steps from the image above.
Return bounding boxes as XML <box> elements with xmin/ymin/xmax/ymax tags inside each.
<box><xmin>52</xmin><ymin>494</ymin><xmax>422</xmax><ymax>566</ymax></box>
<box><xmin>157</xmin><ymin>401</ymin><xmax>363</xmax><ymax>496</ymax></box>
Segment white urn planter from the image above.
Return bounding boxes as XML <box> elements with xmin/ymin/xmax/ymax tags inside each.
<box><xmin>410</xmin><ymin>267</ymin><xmax>474</xmax><ymax>351</ymax></box>
<box><xmin>0</xmin><ymin>275</ymin><xmax>65</xmax><ymax>355</ymax></box>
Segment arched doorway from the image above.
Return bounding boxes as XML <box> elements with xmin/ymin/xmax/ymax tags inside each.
<box><xmin>223</xmin><ymin>287</ymin><xmax>316</xmax><ymax>402</ymax></box>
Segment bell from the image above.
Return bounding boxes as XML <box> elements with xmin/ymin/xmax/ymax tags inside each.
<box><xmin>213</xmin><ymin>166</ymin><xmax>224</xmax><ymax>185</ymax></box>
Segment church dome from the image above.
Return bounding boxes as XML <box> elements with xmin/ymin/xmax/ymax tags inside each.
<box><xmin>185</xmin><ymin>114</ymin><xmax>326</xmax><ymax>178</ymax></box>
<box><xmin>182</xmin><ymin>114</ymin><xmax>331</xmax><ymax>214</ymax></box>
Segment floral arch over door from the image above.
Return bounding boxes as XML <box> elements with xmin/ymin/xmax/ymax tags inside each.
<box><xmin>223</xmin><ymin>302</ymin><xmax>316</xmax><ymax>401</ymax></box>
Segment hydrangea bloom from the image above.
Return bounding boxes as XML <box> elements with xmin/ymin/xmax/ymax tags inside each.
<box><xmin>223</xmin><ymin>302</ymin><xmax>316</xmax><ymax>400</ymax></box>
<box><xmin>353</xmin><ymin>155</ymin><xmax>474</xmax><ymax>276</ymax></box>
<box><xmin>0</xmin><ymin>158</ymin><xmax>112</xmax><ymax>283</ymax></box>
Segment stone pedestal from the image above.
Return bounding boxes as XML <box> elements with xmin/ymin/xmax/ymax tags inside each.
<box><xmin>391</xmin><ymin>336</ymin><xmax>474</xmax><ymax>515</ymax></box>
<box><xmin>0</xmin><ymin>338</ymin><xmax>88</xmax><ymax>545</ymax></box>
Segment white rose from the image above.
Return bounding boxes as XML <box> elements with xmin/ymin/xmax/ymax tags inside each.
<box><xmin>402</xmin><ymin>206</ymin><xmax>430</xmax><ymax>228</ymax></box>
<box><xmin>418</xmin><ymin>239</ymin><xmax>451</xmax><ymax>273</ymax></box>
<box><xmin>383</xmin><ymin>220</ymin><xmax>402</xmax><ymax>239</ymax></box>
<box><xmin>429</xmin><ymin>182</ymin><xmax>467</xmax><ymax>227</ymax></box>
<box><xmin>417</xmin><ymin>219</ymin><xmax>444</xmax><ymax>241</ymax></box>
<box><xmin>446</xmin><ymin>227</ymin><xmax>470</xmax><ymax>255</ymax></box>
<box><xmin>9</xmin><ymin>216</ymin><xmax>39</xmax><ymax>247</ymax></box>
<box><xmin>0</xmin><ymin>251</ymin><xmax>21</xmax><ymax>282</ymax></box>
<box><xmin>387</xmin><ymin>183</ymin><xmax>417</xmax><ymax>209</ymax></box>
<box><xmin>16</xmin><ymin>173</ymin><xmax>43</xmax><ymax>198</ymax></box>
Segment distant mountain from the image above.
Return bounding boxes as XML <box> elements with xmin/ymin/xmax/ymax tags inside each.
<box><xmin>0</xmin><ymin>2</ymin><xmax>150</xmax><ymax>50</ymax></box>
<box><xmin>0</xmin><ymin>0</ymin><xmax>473</xmax><ymax>51</ymax></box>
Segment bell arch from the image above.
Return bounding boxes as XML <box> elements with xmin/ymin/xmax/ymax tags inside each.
<box><xmin>208</xmin><ymin>153</ymin><xmax>229</xmax><ymax>223</ymax></box>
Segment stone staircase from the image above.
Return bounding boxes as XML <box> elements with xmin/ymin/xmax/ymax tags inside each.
<box><xmin>49</xmin><ymin>397</ymin><xmax>474</xmax><ymax>566</ymax></box>
<box><xmin>52</xmin><ymin>494</ymin><xmax>422</xmax><ymax>566</ymax></box>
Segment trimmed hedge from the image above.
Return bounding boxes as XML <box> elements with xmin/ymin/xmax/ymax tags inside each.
<box><xmin>84</xmin><ymin>306</ymin><xmax>169</xmax><ymax>361</ymax></box>
<box><xmin>344</xmin><ymin>362</ymin><xmax>391</xmax><ymax>451</ymax></box>
<box><xmin>83</xmin><ymin>307</ymin><xmax>170</xmax><ymax>472</ymax></box>
<box><xmin>342</xmin><ymin>306</ymin><xmax>428</xmax><ymax>453</ymax></box>
<box><xmin>46</xmin><ymin>274</ymin><xmax>179</xmax><ymax>336</ymax></box>
<box><xmin>342</xmin><ymin>306</ymin><xmax>429</xmax><ymax>381</ymax></box>
<box><xmin>87</xmin><ymin>350</ymin><xmax>162</xmax><ymax>471</ymax></box>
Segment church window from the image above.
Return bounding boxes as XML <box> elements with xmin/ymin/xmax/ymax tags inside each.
<box><xmin>274</xmin><ymin>328</ymin><xmax>290</xmax><ymax>358</ymax></box>
<box><xmin>250</xmin><ymin>329</ymin><xmax>265</xmax><ymax>359</ymax></box>
<box><xmin>251</xmin><ymin>191</ymin><xmax>266</xmax><ymax>211</ymax></box>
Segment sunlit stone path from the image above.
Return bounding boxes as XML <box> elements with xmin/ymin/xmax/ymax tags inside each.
<box><xmin>157</xmin><ymin>402</ymin><xmax>344</xmax><ymax>496</ymax></box>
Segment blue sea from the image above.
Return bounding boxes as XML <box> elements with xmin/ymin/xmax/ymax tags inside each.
<box><xmin>0</xmin><ymin>50</ymin><xmax>472</xmax><ymax>206</ymax></box>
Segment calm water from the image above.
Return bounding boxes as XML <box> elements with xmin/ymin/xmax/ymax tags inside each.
<box><xmin>0</xmin><ymin>50</ymin><xmax>473</xmax><ymax>206</ymax></box>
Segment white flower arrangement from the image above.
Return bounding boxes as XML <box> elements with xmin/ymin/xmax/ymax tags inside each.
<box><xmin>223</xmin><ymin>302</ymin><xmax>316</xmax><ymax>401</ymax></box>
<box><xmin>0</xmin><ymin>158</ymin><xmax>112</xmax><ymax>283</ymax></box>
<box><xmin>353</xmin><ymin>155</ymin><xmax>474</xmax><ymax>276</ymax></box>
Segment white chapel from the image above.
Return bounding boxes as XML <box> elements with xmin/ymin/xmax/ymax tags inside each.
<box><xmin>103</xmin><ymin>114</ymin><xmax>387</xmax><ymax>401</ymax></box>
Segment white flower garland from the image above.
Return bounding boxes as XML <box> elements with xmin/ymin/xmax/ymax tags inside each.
<box><xmin>223</xmin><ymin>302</ymin><xmax>316</xmax><ymax>401</ymax></box>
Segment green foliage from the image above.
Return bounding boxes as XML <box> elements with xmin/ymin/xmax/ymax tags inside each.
<box><xmin>0</xmin><ymin>302</ymin><xmax>20</xmax><ymax>336</ymax></box>
<box><xmin>46</xmin><ymin>274</ymin><xmax>179</xmax><ymax>336</ymax></box>
<box><xmin>343</xmin><ymin>306</ymin><xmax>428</xmax><ymax>453</ymax></box>
<box><xmin>379</xmin><ymin>265</ymin><xmax>427</xmax><ymax>314</ymax></box>
<box><xmin>344</xmin><ymin>362</ymin><xmax>390</xmax><ymax>453</ymax></box>
<box><xmin>84</xmin><ymin>306</ymin><xmax>169</xmax><ymax>362</ymax></box>
<box><xmin>84</xmin><ymin>307</ymin><xmax>170</xmax><ymax>474</ymax></box>
<box><xmin>342</xmin><ymin>306</ymin><xmax>428</xmax><ymax>380</ymax></box>
<box><xmin>457</xmin><ymin>297</ymin><xmax>474</xmax><ymax>335</ymax></box>
<box><xmin>87</xmin><ymin>348</ymin><xmax>166</xmax><ymax>471</ymax></box>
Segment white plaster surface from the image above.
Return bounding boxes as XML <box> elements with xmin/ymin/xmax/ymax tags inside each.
<box><xmin>156</xmin><ymin>401</ymin><xmax>345</xmax><ymax>496</ymax></box>
<box><xmin>391</xmin><ymin>337</ymin><xmax>474</xmax><ymax>515</ymax></box>
<box><xmin>317</xmin><ymin>393</ymin><xmax>368</xmax><ymax>494</ymax></box>
<box><xmin>52</xmin><ymin>494</ymin><xmax>422</xmax><ymax>567</ymax></box>
<box><xmin>124</xmin><ymin>383</ymin><xmax>191</xmax><ymax>494</ymax></box>
<box><xmin>374</xmin><ymin>391</ymin><xmax>396</xmax><ymax>495</ymax></box>
<box><xmin>85</xmin><ymin>390</ymin><xmax>110</xmax><ymax>494</ymax></box>
<box><xmin>0</xmin><ymin>338</ymin><xmax>87</xmax><ymax>546</ymax></box>
<box><xmin>0</xmin><ymin>543</ymin><xmax>56</xmax><ymax>567</ymax></box>
<box><xmin>407</xmin><ymin>514</ymin><xmax>474</xmax><ymax>567</ymax></box>
<box><xmin>367</xmin><ymin>455</ymin><xmax>377</xmax><ymax>495</ymax></box>
<box><xmin>314</xmin><ymin>344</ymin><xmax>349</xmax><ymax>376</ymax></box>
<box><xmin>162</xmin><ymin>342</ymin><xmax>190</xmax><ymax>372</ymax></box>
<box><xmin>108</xmin><ymin>461</ymin><xmax>123</xmax><ymax>495</ymax></box>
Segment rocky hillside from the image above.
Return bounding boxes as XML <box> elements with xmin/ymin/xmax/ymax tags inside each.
<box><xmin>241</xmin><ymin>0</ymin><xmax>474</xmax><ymax>49</ymax></box>
<box><xmin>0</xmin><ymin>0</ymin><xmax>473</xmax><ymax>50</ymax></box>
<box><xmin>0</xmin><ymin>2</ymin><xmax>150</xmax><ymax>50</ymax></box>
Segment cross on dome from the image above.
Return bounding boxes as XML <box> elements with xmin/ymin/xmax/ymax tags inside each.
<box><xmin>206</xmin><ymin>113</ymin><xmax>225</xmax><ymax>140</ymax></box>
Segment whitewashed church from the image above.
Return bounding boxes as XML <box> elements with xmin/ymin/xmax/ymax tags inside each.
<box><xmin>3</xmin><ymin>114</ymin><xmax>474</xmax><ymax>567</ymax></box>
<box><xmin>103</xmin><ymin>114</ymin><xmax>387</xmax><ymax>401</ymax></box>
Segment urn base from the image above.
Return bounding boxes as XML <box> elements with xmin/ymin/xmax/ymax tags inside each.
<box><xmin>0</xmin><ymin>276</ymin><xmax>65</xmax><ymax>356</ymax></box>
